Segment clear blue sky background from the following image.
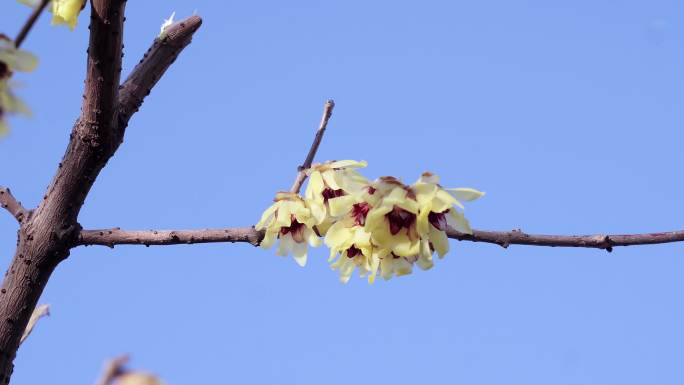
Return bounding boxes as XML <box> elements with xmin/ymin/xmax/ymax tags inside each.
<box><xmin>2</xmin><ymin>1</ymin><xmax>684</xmax><ymax>384</ymax></box>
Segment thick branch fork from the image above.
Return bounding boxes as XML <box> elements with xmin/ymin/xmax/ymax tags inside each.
<box><xmin>77</xmin><ymin>226</ymin><xmax>684</xmax><ymax>250</ymax></box>
<box><xmin>0</xmin><ymin>6</ymin><xmax>202</xmax><ymax>385</ymax></box>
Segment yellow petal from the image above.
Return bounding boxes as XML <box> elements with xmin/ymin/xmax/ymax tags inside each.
<box><xmin>393</xmin><ymin>258</ymin><xmax>413</xmax><ymax>277</ymax></box>
<box><xmin>368</xmin><ymin>253</ymin><xmax>381</xmax><ymax>284</ymax></box>
<box><xmin>321</xmin><ymin>170</ymin><xmax>340</xmax><ymax>190</ymax></box>
<box><xmin>0</xmin><ymin>48</ymin><xmax>38</xmax><ymax>73</ymax></box>
<box><xmin>416</xmin><ymin>205</ymin><xmax>431</xmax><ymax>236</ymax></box>
<box><xmin>446</xmin><ymin>188</ymin><xmax>485</xmax><ymax>201</ymax></box>
<box><xmin>328</xmin><ymin>160</ymin><xmax>368</xmax><ymax>169</ymax></box>
<box><xmin>328</xmin><ymin>195</ymin><xmax>355</xmax><ymax>217</ymax></box>
<box><xmin>352</xmin><ymin>227</ymin><xmax>371</xmax><ymax>246</ymax></box>
<box><xmin>418</xmin><ymin>172</ymin><xmax>440</xmax><ymax>184</ymax></box>
<box><xmin>380</xmin><ymin>257</ymin><xmax>394</xmax><ymax>280</ymax></box>
<box><xmin>324</xmin><ymin>222</ymin><xmax>353</xmax><ymax>249</ymax></box>
<box><xmin>338</xmin><ymin>258</ymin><xmax>355</xmax><ymax>284</ymax></box>
<box><xmin>260</xmin><ymin>229</ymin><xmax>277</xmax><ymax>249</ymax></box>
<box><xmin>51</xmin><ymin>0</ymin><xmax>85</xmax><ymax>30</ymax></box>
<box><xmin>255</xmin><ymin>203</ymin><xmax>278</xmax><ymax>230</ymax></box>
<box><xmin>447</xmin><ymin>209</ymin><xmax>472</xmax><ymax>234</ymax></box>
<box><xmin>276</xmin><ymin>233</ymin><xmax>294</xmax><ymax>256</ymax></box>
<box><xmin>430</xmin><ymin>226</ymin><xmax>449</xmax><ymax>257</ymax></box>
<box><xmin>393</xmin><ymin>234</ymin><xmax>420</xmax><ymax>257</ymax></box>
<box><xmin>305</xmin><ymin>171</ymin><xmax>325</xmax><ymax>201</ymax></box>
<box><xmin>274</xmin><ymin>202</ymin><xmax>292</xmax><ymax>227</ymax></box>
<box><xmin>364</xmin><ymin>204</ymin><xmax>392</xmax><ymax>231</ymax></box>
<box><xmin>307</xmin><ymin>200</ymin><xmax>327</xmax><ymax>224</ymax></box>
<box><xmin>412</xmin><ymin>183</ymin><xmax>438</xmax><ymax>205</ymax></box>
<box><xmin>292</xmin><ymin>241</ymin><xmax>308</xmax><ymax>267</ymax></box>
<box><xmin>304</xmin><ymin>228</ymin><xmax>321</xmax><ymax>247</ymax></box>
<box><xmin>383</xmin><ymin>187</ymin><xmax>408</xmax><ymax>205</ymax></box>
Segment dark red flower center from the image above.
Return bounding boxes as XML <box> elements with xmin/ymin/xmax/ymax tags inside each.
<box><xmin>321</xmin><ymin>187</ymin><xmax>345</xmax><ymax>202</ymax></box>
<box><xmin>386</xmin><ymin>206</ymin><xmax>416</xmax><ymax>235</ymax></box>
<box><xmin>346</xmin><ymin>245</ymin><xmax>362</xmax><ymax>258</ymax></box>
<box><xmin>280</xmin><ymin>215</ymin><xmax>306</xmax><ymax>243</ymax></box>
<box><xmin>428</xmin><ymin>210</ymin><xmax>448</xmax><ymax>231</ymax></box>
<box><xmin>351</xmin><ymin>202</ymin><xmax>371</xmax><ymax>226</ymax></box>
<box><xmin>0</xmin><ymin>62</ymin><xmax>8</xmax><ymax>79</ymax></box>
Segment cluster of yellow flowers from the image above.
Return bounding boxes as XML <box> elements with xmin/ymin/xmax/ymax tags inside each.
<box><xmin>255</xmin><ymin>161</ymin><xmax>483</xmax><ymax>283</ymax></box>
<box><xmin>0</xmin><ymin>36</ymin><xmax>37</xmax><ymax>135</ymax></box>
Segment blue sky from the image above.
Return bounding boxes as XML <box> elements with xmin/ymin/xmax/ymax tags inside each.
<box><xmin>2</xmin><ymin>1</ymin><xmax>684</xmax><ymax>384</ymax></box>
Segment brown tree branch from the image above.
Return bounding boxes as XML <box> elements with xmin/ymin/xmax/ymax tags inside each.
<box><xmin>117</xmin><ymin>16</ymin><xmax>202</xmax><ymax>126</ymax></box>
<box><xmin>79</xmin><ymin>227</ymin><xmax>263</xmax><ymax>247</ymax></box>
<box><xmin>76</xmin><ymin>226</ymin><xmax>684</xmax><ymax>251</ymax></box>
<box><xmin>0</xmin><ymin>2</ymin><xmax>127</xmax><ymax>383</ymax></box>
<box><xmin>14</xmin><ymin>0</ymin><xmax>50</xmax><ymax>48</ymax></box>
<box><xmin>289</xmin><ymin>99</ymin><xmax>335</xmax><ymax>193</ymax></box>
<box><xmin>0</xmin><ymin>8</ymin><xmax>202</xmax><ymax>385</ymax></box>
<box><xmin>0</xmin><ymin>187</ymin><xmax>27</xmax><ymax>223</ymax></box>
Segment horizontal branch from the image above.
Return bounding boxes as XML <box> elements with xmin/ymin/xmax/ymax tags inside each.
<box><xmin>77</xmin><ymin>226</ymin><xmax>684</xmax><ymax>251</ymax></box>
<box><xmin>446</xmin><ymin>228</ymin><xmax>684</xmax><ymax>251</ymax></box>
<box><xmin>0</xmin><ymin>187</ymin><xmax>27</xmax><ymax>223</ymax></box>
<box><xmin>78</xmin><ymin>228</ymin><xmax>263</xmax><ymax>247</ymax></box>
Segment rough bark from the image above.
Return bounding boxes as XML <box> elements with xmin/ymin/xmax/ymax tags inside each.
<box><xmin>0</xmin><ymin>4</ymin><xmax>201</xmax><ymax>383</ymax></box>
<box><xmin>77</xmin><ymin>226</ymin><xmax>684</xmax><ymax>251</ymax></box>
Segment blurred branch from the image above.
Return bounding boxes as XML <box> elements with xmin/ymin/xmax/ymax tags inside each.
<box><xmin>77</xmin><ymin>226</ymin><xmax>684</xmax><ymax>251</ymax></box>
<box><xmin>0</xmin><ymin>186</ymin><xmax>27</xmax><ymax>223</ymax></box>
<box><xmin>95</xmin><ymin>355</ymin><xmax>129</xmax><ymax>385</ymax></box>
<box><xmin>14</xmin><ymin>0</ymin><xmax>50</xmax><ymax>48</ymax></box>
<box><xmin>290</xmin><ymin>99</ymin><xmax>335</xmax><ymax>193</ymax></box>
<box><xmin>19</xmin><ymin>304</ymin><xmax>49</xmax><ymax>345</ymax></box>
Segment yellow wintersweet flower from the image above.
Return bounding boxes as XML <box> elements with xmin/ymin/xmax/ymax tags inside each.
<box><xmin>304</xmin><ymin>160</ymin><xmax>368</xmax><ymax>234</ymax></box>
<box><xmin>324</xmin><ymin>187</ymin><xmax>385</xmax><ymax>283</ymax></box>
<box><xmin>364</xmin><ymin>176</ymin><xmax>421</xmax><ymax>258</ymax></box>
<box><xmin>325</xmin><ymin>222</ymin><xmax>382</xmax><ymax>283</ymax></box>
<box><xmin>413</xmin><ymin>171</ymin><xmax>484</xmax><ymax>268</ymax></box>
<box><xmin>0</xmin><ymin>36</ymin><xmax>38</xmax><ymax>135</ymax></box>
<box><xmin>51</xmin><ymin>0</ymin><xmax>85</xmax><ymax>30</ymax></box>
<box><xmin>255</xmin><ymin>192</ymin><xmax>321</xmax><ymax>267</ymax></box>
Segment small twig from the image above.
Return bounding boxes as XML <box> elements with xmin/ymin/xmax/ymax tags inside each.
<box><xmin>95</xmin><ymin>355</ymin><xmax>129</xmax><ymax>385</ymax></box>
<box><xmin>77</xmin><ymin>226</ymin><xmax>684</xmax><ymax>250</ymax></box>
<box><xmin>14</xmin><ymin>0</ymin><xmax>51</xmax><ymax>48</ymax></box>
<box><xmin>0</xmin><ymin>187</ymin><xmax>28</xmax><ymax>223</ymax></box>
<box><xmin>19</xmin><ymin>304</ymin><xmax>49</xmax><ymax>345</ymax></box>
<box><xmin>289</xmin><ymin>99</ymin><xmax>335</xmax><ymax>193</ymax></box>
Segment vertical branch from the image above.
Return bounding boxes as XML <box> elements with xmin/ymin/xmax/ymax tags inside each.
<box><xmin>0</xmin><ymin>1</ymin><xmax>126</xmax><ymax>384</ymax></box>
<box><xmin>289</xmin><ymin>99</ymin><xmax>335</xmax><ymax>193</ymax></box>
